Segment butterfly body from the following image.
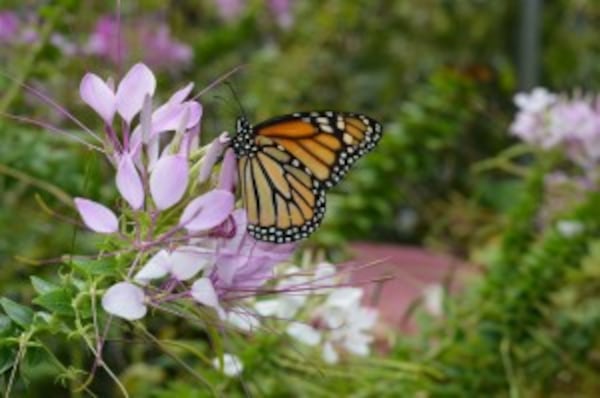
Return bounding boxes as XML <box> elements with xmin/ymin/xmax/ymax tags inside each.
<box><xmin>232</xmin><ymin>111</ymin><xmax>382</xmax><ymax>243</ymax></box>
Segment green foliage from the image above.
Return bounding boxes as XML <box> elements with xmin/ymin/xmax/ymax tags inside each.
<box><xmin>2</xmin><ymin>0</ymin><xmax>600</xmax><ymax>396</ymax></box>
<box><xmin>321</xmin><ymin>68</ymin><xmax>512</xmax><ymax>244</ymax></box>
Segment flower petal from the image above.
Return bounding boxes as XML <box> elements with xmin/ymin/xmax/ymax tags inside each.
<box><xmin>170</xmin><ymin>246</ymin><xmax>211</xmax><ymax>280</ymax></box>
<box><xmin>198</xmin><ymin>132</ymin><xmax>231</xmax><ymax>184</ymax></box>
<box><xmin>101</xmin><ymin>282</ymin><xmax>147</xmax><ymax>320</ymax></box>
<box><xmin>79</xmin><ymin>73</ymin><xmax>116</xmax><ymax>124</ymax></box>
<box><xmin>557</xmin><ymin>220</ymin><xmax>585</xmax><ymax>238</ymax></box>
<box><xmin>422</xmin><ymin>284</ymin><xmax>444</xmax><ymax>317</ymax></box>
<box><xmin>286</xmin><ymin>322</ymin><xmax>321</xmax><ymax>346</ymax></box>
<box><xmin>133</xmin><ymin>250</ymin><xmax>171</xmax><ymax>284</ymax></box>
<box><xmin>116</xmin><ymin>63</ymin><xmax>156</xmax><ymax>124</ymax></box>
<box><xmin>169</xmin><ymin>82</ymin><xmax>194</xmax><ymax>105</ymax></box>
<box><xmin>226</xmin><ymin>310</ymin><xmax>260</xmax><ymax>332</ymax></box>
<box><xmin>342</xmin><ymin>331</ymin><xmax>372</xmax><ymax>356</ymax></box>
<box><xmin>151</xmin><ymin>101</ymin><xmax>202</xmax><ymax>136</ymax></box>
<box><xmin>212</xmin><ymin>353</ymin><xmax>243</xmax><ymax>377</ymax></box>
<box><xmin>254</xmin><ymin>300</ymin><xmax>280</xmax><ymax>316</ymax></box>
<box><xmin>218</xmin><ymin>148</ymin><xmax>237</xmax><ymax>191</ymax></box>
<box><xmin>116</xmin><ymin>152</ymin><xmax>145</xmax><ymax>210</ymax></box>
<box><xmin>325</xmin><ymin>287</ymin><xmax>363</xmax><ymax>309</ymax></box>
<box><xmin>191</xmin><ymin>277</ymin><xmax>224</xmax><ymax>317</ymax></box>
<box><xmin>150</xmin><ymin>154</ymin><xmax>189</xmax><ymax>210</ymax></box>
<box><xmin>74</xmin><ymin>198</ymin><xmax>119</xmax><ymax>234</ymax></box>
<box><xmin>322</xmin><ymin>342</ymin><xmax>339</xmax><ymax>364</ymax></box>
<box><xmin>179</xmin><ymin>189</ymin><xmax>234</xmax><ymax>231</ymax></box>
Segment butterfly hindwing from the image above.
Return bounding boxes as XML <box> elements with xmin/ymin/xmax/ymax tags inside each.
<box><xmin>232</xmin><ymin>111</ymin><xmax>382</xmax><ymax>242</ymax></box>
<box><xmin>237</xmin><ymin>138</ymin><xmax>327</xmax><ymax>243</ymax></box>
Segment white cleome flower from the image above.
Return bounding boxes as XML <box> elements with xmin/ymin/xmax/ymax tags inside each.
<box><xmin>213</xmin><ymin>353</ymin><xmax>243</xmax><ymax>377</ymax></box>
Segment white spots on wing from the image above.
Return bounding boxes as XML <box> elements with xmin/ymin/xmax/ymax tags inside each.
<box><xmin>343</xmin><ymin>133</ymin><xmax>354</xmax><ymax>145</ymax></box>
<box><xmin>320</xmin><ymin>124</ymin><xmax>334</xmax><ymax>133</ymax></box>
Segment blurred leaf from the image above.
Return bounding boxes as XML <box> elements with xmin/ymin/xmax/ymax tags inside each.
<box><xmin>0</xmin><ymin>315</ymin><xmax>11</xmax><ymax>335</ymax></box>
<box><xmin>25</xmin><ymin>346</ymin><xmax>45</xmax><ymax>367</ymax></box>
<box><xmin>0</xmin><ymin>346</ymin><xmax>15</xmax><ymax>375</ymax></box>
<box><xmin>70</xmin><ymin>258</ymin><xmax>116</xmax><ymax>276</ymax></box>
<box><xmin>0</xmin><ymin>297</ymin><xmax>34</xmax><ymax>329</ymax></box>
<box><xmin>33</xmin><ymin>289</ymin><xmax>74</xmax><ymax>317</ymax></box>
<box><xmin>30</xmin><ymin>276</ymin><xmax>59</xmax><ymax>295</ymax></box>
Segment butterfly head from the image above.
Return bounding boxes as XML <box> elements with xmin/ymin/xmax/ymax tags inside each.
<box><xmin>231</xmin><ymin>116</ymin><xmax>256</xmax><ymax>157</ymax></box>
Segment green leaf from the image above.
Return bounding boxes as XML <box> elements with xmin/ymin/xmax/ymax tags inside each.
<box><xmin>33</xmin><ymin>289</ymin><xmax>73</xmax><ymax>317</ymax></box>
<box><xmin>0</xmin><ymin>298</ymin><xmax>34</xmax><ymax>329</ymax></box>
<box><xmin>0</xmin><ymin>315</ymin><xmax>11</xmax><ymax>335</ymax></box>
<box><xmin>0</xmin><ymin>346</ymin><xmax>15</xmax><ymax>375</ymax></box>
<box><xmin>30</xmin><ymin>276</ymin><xmax>59</xmax><ymax>294</ymax></box>
<box><xmin>70</xmin><ymin>258</ymin><xmax>116</xmax><ymax>276</ymax></box>
<box><xmin>25</xmin><ymin>346</ymin><xmax>45</xmax><ymax>367</ymax></box>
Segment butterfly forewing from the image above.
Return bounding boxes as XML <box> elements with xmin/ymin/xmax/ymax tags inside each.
<box><xmin>233</xmin><ymin>111</ymin><xmax>382</xmax><ymax>242</ymax></box>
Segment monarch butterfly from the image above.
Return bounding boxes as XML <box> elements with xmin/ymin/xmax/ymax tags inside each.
<box><xmin>231</xmin><ymin>111</ymin><xmax>382</xmax><ymax>243</ymax></box>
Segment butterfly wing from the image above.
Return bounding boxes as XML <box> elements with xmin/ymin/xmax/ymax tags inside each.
<box><xmin>253</xmin><ymin>111</ymin><xmax>383</xmax><ymax>188</ymax></box>
<box><xmin>235</xmin><ymin>111</ymin><xmax>382</xmax><ymax>242</ymax></box>
<box><xmin>237</xmin><ymin>138</ymin><xmax>326</xmax><ymax>243</ymax></box>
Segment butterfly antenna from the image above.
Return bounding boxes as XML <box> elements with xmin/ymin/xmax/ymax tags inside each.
<box><xmin>211</xmin><ymin>94</ymin><xmax>240</xmax><ymax>119</ymax></box>
<box><xmin>225</xmin><ymin>81</ymin><xmax>247</xmax><ymax>120</ymax></box>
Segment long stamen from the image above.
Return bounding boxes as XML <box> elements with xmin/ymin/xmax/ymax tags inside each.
<box><xmin>0</xmin><ymin>70</ymin><xmax>103</xmax><ymax>142</ymax></box>
<box><xmin>0</xmin><ymin>112</ymin><xmax>103</xmax><ymax>151</ymax></box>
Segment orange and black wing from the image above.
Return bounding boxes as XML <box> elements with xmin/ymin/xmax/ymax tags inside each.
<box><xmin>235</xmin><ymin>111</ymin><xmax>382</xmax><ymax>242</ymax></box>
<box><xmin>237</xmin><ymin>147</ymin><xmax>325</xmax><ymax>243</ymax></box>
<box><xmin>253</xmin><ymin>111</ymin><xmax>382</xmax><ymax>188</ymax></box>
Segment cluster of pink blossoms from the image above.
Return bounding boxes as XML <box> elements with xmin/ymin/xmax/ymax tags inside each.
<box><xmin>510</xmin><ymin>87</ymin><xmax>600</xmax><ymax>167</ymax></box>
<box><xmin>86</xmin><ymin>16</ymin><xmax>192</xmax><ymax>72</ymax></box>
<box><xmin>215</xmin><ymin>0</ymin><xmax>294</xmax><ymax>28</ymax></box>
<box><xmin>0</xmin><ymin>10</ymin><xmax>191</xmax><ymax>72</ymax></box>
<box><xmin>73</xmin><ymin>63</ymin><xmax>295</xmax><ymax>321</ymax></box>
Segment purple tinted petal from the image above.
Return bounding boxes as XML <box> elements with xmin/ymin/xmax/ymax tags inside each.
<box><xmin>199</xmin><ymin>132</ymin><xmax>231</xmax><ymax>184</ymax></box>
<box><xmin>151</xmin><ymin>101</ymin><xmax>182</xmax><ymax>134</ymax></box>
<box><xmin>268</xmin><ymin>0</ymin><xmax>293</xmax><ymax>28</ymax></box>
<box><xmin>222</xmin><ymin>209</ymin><xmax>248</xmax><ymax>251</ymax></box>
<box><xmin>116</xmin><ymin>152</ymin><xmax>145</xmax><ymax>210</ymax></box>
<box><xmin>170</xmin><ymin>246</ymin><xmax>212</xmax><ymax>280</ymax></box>
<box><xmin>179</xmin><ymin>190</ymin><xmax>235</xmax><ymax>232</ymax></box>
<box><xmin>179</xmin><ymin>125</ymin><xmax>200</xmax><ymax>156</ymax></box>
<box><xmin>141</xmin><ymin>94</ymin><xmax>153</xmax><ymax>143</ymax></box>
<box><xmin>210</xmin><ymin>209</ymin><xmax>296</xmax><ymax>292</ymax></box>
<box><xmin>133</xmin><ymin>250</ymin><xmax>170</xmax><ymax>283</ymax></box>
<box><xmin>187</xmin><ymin>123</ymin><xmax>201</xmax><ymax>153</ymax></box>
<box><xmin>215</xmin><ymin>255</ymin><xmax>246</xmax><ymax>286</ymax></box>
<box><xmin>185</xmin><ymin>101</ymin><xmax>203</xmax><ymax>128</ymax></box>
<box><xmin>129</xmin><ymin>126</ymin><xmax>142</xmax><ymax>154</ymax></box>
<box><xmin>128</xmin><ymin>126</ymin><xmax>147</xmax><ymax>171</ymax></box>
<box><xmin>151</xmin><ymin>101</ymin><xmax>203</xmax><ymax>136</ymax></box>
<box><xmin>169</xmin><ymin>82</ymin><xmax>194</xmax><ymax>105</ymax></box>
<box><xmin>191</xmin><ymin>277</ymin><xmax>224</xmax><ymax>318</ymax></box>
<box><xmin>150</xmin><ymin>154</ymin><xmax>189</xmax><ymax>210</ymax></box>
<box><xmin>102</xmin><ymin>282</ymin><xmax>147</xmax><ymax>320</ymax></box>
<box><xmin>218</xmin><ymin>148</ymin><xmax>237</xmax><ymax>192</ymax></box>
<box><xmin>215</xmin><ymin>0</ymin><xmax>245</xmax><ymax>21</ymax></box>
<box><xmin>116</xmin><ymin>63</ymin><xmax>156</xmax><ymax>124</ymax></box>
<box><xmin>79</xmin><ymin>73</ymin><xmax>116</xmax><ymax>124</ymax></box>
<box><xmin>74</xmin><ymin>197</ymin><xmax>119</xmax><ymax>234</ymax></box>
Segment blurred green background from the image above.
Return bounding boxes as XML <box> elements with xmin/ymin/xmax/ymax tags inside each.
<box><xmin>2</xmin><ymin>0</ymin><xmax>600</xmax><ymax>396</ymax></box>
